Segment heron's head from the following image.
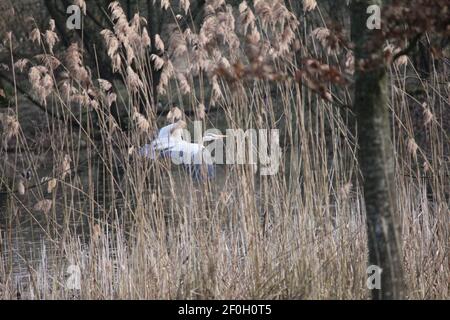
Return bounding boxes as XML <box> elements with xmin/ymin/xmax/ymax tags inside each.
<box><xmin>202</xmin><ymin>132</ymin><xmax>226</xmax><ymax>143</ymax></box>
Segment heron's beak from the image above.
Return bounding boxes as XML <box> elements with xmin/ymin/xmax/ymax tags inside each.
<box><xmin>210</xmin><ymin>134</ymin><xmax>226</xmax><ymax>141</ymax></box>
<box><xmin>203</xmin><ymin>133</ymin><xmax>227</xmax><ymax>142</ymax></box>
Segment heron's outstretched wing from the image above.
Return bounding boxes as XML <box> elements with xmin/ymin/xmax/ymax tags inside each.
<box><xmin>139</xmin><ymin>121</ymin><xmax>186</xmax><ymax>158</ymax></box>
<box><xmin>157</xmin><ymin>122</ymin><xmax>177</xmax><ymax>140</ymax></box>
<box><xmin>138</xmin><ymin>143</ymin><xmax>157</xmax><ymax>159</ymax></box>
<box><xmin>157</xmin><ymin>121</ymin><xmax>186</xmax><ymax>140</ymax></box>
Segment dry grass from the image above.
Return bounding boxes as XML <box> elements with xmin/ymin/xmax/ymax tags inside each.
<box><xmin>0</xmin><ymin>1</ymin><xmax>448</xmax><ymax>299</ymax></box>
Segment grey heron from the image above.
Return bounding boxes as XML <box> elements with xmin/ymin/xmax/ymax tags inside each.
<box><xmin>139</xmin><ymin>120</ymin><xmax>225</xmax><ymax>179</ymax></box>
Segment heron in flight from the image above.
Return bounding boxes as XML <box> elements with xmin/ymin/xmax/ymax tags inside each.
<box><xmin>139</xmin><ymin>120</ymin><xmax>225</xmax><ymax>179</ymax></box>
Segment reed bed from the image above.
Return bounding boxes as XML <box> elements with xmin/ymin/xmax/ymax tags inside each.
<box><xmin>0</xmin><ymin>1</ymin><xmax>448</xmax><ymax>299</ymax></box>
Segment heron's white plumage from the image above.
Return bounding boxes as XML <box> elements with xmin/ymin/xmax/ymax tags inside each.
<box><xmin>140</xmin><ymin>121</ymin><xmax>185</xmax><ymax>159</ymax></box>
<box><xmin>139</xmin><ymin>121</ymin><xmax>223</xmax><ymax>175</ymax></box>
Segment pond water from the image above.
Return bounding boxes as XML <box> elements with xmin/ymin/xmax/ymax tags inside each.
<box><xmin>0</xmin><ymin>151</ymin><xmax>233</xmax><ymax>298</ymax></box>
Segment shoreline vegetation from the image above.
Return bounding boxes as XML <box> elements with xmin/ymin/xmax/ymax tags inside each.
<box><xmin>0</xmin><ymin>0</ymin><xmax>448</xmax><ymax>299</ymax></box>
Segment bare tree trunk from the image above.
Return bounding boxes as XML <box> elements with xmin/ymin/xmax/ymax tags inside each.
<box><xmin>350</xmin><ymin>0</ymin><xmax>406</xmax><ymax>299</ymax></box>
